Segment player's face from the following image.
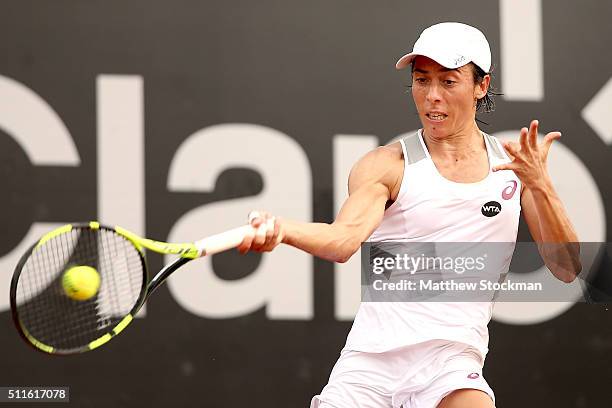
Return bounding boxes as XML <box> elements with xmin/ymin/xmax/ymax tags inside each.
<box><xmin>411</xmin><ymin>56</ymin><xmax>488</xmax><ymax>138</ymax></box>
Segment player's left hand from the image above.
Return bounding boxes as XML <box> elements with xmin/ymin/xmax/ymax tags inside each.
<box><xmin>492</xmin><ymin>119</ymin><xmax>561</xmax><ymax>189</ymax></box>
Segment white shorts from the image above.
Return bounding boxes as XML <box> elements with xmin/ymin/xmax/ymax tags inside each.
<box><xmin>310</xmin><ymin>340</ymin><xmax>495</xmax><ymax>408</ymax></box>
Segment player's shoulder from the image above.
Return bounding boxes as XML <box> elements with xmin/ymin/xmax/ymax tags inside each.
<box><xmin>355</xmin><ymin>142</ymin><xmax>403</xmax><ymax>169</ymax></box>
<box><xmin>348</xmin><ymin>142</ymin><xmax>404</xmax><ymax>192</ymax></box>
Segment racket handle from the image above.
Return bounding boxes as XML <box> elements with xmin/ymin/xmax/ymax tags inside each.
<box><xmin>194</xmin><ymin>225</ymin><xmax>254</xmax><ymax>256</ymax></box>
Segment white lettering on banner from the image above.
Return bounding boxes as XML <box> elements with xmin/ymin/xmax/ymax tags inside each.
<box><xmin>96</xmin><ymin>75</ymin><xmax>147</xmax><ymax>317</ymax></box>
<box><xmin>491</xmin><ymin>131</ymin><xmax>606</xmax><ymax>325</ymax></box>
<box><xmin>0</xmin><ymin>224</ymin><xmax>66</xmax><ymax>311</ymax></box>
<box><xmin>333</xmin><ymin>135</ymin><xmax>379</xmax><ymax>320</ymax></box>
<box><xmin>500</xmin><ymin>0</ymin><xmax>544</xmax><ymax>101</ymax></box>
<box><xmin>0</xmin><ymin>76</ymin><xmax>607</xmax><ymax>326</ymax></box>
<box><xmin>166</xmin><ymin>124</ymin><xmax>313</xmax><ymax>319</ymax></box>
<box><xmin>582</xmin><ymin>76</ymin><xmax>612</xmax><ymax>145</ymax></box>
<box><xmin>0</xmin><ymin>76</ymin><xmax>81</xmax><ymax>166</ymax></box>
<box><xmin>0</xmin><ymin>75</ymin><xmax>81</xmax><ymax>311</ymax></box>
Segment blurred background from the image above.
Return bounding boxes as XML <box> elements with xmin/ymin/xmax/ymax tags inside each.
<box><xmin>1</xmin><ymin>0</ymin><xmax>611</xmax><ymax>406</ymax></box>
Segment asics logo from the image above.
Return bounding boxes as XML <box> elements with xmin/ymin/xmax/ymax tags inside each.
<box><xmin>502</xmin><ymin>180</ymin><xmax>518</xmax><ymax>200</ymax></box>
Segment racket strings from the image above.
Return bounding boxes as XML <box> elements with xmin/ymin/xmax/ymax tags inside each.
<box><xmin>18</xmin><ymin>229</ymin><xmax>99</xmax><ymax>349</ymax></box>
<box><xmin>14</xmin><ymin>227</ymin><xmax>145</xmax><ymax>352</ymax></box>
<box><xmin>96</xmin><ymin>229</ymin><xmax>143</xmax><ymax>325</ymax></box>
<box><xmin>22</xmin><ymin>230</ymin><xmax>88</xmax><ymax>344</ymax></box>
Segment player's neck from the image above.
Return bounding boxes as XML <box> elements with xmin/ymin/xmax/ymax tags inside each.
<box><xmin>423</xmin><ymin>122</ymin><xmax>485</xmax><ymax>161</ymax></box>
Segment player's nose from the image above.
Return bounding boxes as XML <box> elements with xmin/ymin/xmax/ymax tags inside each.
<box><xmin>425</xmin><ymin>83</ymin><xmax>442</xmax><ymax>103</ymax></box>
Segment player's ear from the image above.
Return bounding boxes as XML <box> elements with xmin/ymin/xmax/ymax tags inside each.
<box><xmin>475</xmin><ymin>74</ymin><xmax>491</xmax><ymax>99</ymax></box>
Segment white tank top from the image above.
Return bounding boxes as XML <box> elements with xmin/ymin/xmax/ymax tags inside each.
<box><xmin>343</xmin><ymin>130</ymin><xmax>521</xmax><ymax>359</ymax></box>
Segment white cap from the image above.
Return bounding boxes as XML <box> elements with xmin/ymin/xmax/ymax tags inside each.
<box><xmin>395</xmin><ymin>22</ymin><xmax>491</xmax><ymax>72</ymax></box>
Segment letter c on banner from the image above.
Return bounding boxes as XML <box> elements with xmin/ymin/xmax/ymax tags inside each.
<box><xmin>0</xmin><ymin>75</ymin><xmax>81</xmax><ymax>312</ymax></box>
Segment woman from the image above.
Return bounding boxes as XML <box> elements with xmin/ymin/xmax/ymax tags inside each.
<box><xmin>238</xmin><ymin>22</ymin><xmax>579</xmax><ymax>408</ymax></box>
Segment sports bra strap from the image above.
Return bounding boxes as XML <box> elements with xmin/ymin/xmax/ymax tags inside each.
<box><xmin>401</xmin><ymin>132</ymin><xmax>427</xmax><ymax>165</ymax></box>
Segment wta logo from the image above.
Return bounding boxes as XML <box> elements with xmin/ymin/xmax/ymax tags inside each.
<box><xmin>481</xmin><ymin>201</ymin><xmax>501</xmax><ymax>217</ymax></box>
<box><xmin>502</xmin><ymin>180</ymin><xmax>518</xmax><ymax>200</ymax></box>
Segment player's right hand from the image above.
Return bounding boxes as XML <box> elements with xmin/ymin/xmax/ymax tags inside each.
<box><xmin>237</xmin><ymin>210</ymin><xmax>284</xmax><ymax>254</ymax></box>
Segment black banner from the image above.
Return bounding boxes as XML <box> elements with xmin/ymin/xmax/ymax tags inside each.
<box><xmin>1</xmin><ymin>1</ymin><xmax>611</xmax><ymax>407</ymax></box>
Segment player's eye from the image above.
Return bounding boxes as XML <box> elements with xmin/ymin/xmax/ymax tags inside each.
<box><xmin>443</xmin><ymin>80</ymin><xmax>456</xmax><ymax>86</ymax></box>
<box><xmin>414</xmin><ymin>77</ymin><xmax>427</xmax><ymax>84</ymax></box>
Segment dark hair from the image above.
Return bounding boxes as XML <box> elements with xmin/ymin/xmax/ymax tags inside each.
<box><xmin>470</xmin><ymin>63</ymin><xmax>498</xmax><ymax>113</ymax></box>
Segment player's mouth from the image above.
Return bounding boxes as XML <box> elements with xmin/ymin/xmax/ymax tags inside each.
<box><xmin>426</xmin><ymin>112</ymin><xmax>448</xmax><ymax>122</ymax></box>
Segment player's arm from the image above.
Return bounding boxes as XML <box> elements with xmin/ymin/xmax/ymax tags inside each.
<box><xmin>237</xmin><ymin>145</ymin><xmax>402</xmax><ymax>263</ymax></box>
<box><xmin>521</xmin><ymin>180</ymin><xmax>581</xmax><ymax>282</ymax></box>
<box><xmin>494</xmin><ymin>120</ymin><xmax>581</xmax><ymax>282</ymax></box>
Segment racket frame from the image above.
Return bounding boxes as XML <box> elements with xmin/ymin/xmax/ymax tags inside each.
<box><xmin>10</xmin><ymin>222</ymin><xmax>194</xmax><ymax>355</ymax></box>
<box><xmin>11</xmin><ymin>221</ymin><xmax>252</xmax><ymax>355</ymax></box>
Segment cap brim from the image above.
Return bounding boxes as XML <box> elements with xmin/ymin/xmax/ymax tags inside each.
<box><xmin>395</xmin><ymin>50</ymin><xmax>465</xmax><ymax>71</ymax></box>
<box><xmin>395</xmin><ymin>53</ymin><xmax>418</xmax><ymax>70</ymax></box>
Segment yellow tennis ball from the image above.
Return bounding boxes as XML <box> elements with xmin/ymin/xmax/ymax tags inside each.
<box><xmin>62</xmin><ymin>266</ymin><xmax>100</xmax><ymax>301</ymax></box>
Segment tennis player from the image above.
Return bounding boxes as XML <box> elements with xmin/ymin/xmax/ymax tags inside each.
<box><xmin>238</xmin><ymin>22</ymin><xmax>579</xmax><ymax>408</ymax></box>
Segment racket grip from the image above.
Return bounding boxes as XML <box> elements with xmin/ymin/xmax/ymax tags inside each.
<box><xmin>194</xmin><ymin>225</ymin><xmax>254</xmax><ymax>256</ymax></box>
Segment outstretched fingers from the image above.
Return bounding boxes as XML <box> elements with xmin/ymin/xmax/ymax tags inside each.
<box><xmin>528</xmin><ymin>120</ymin><xmax>539</xmax><ymax>149</ymax></box>
<box><xmin>519</xmin><ymin>126</ymin><xmax>530</xmax><ymax>152</ymax></box>
<box><xmin>541</xmin><ymin>131</ymin><xmax>561</xmax><ymax>158</ymax></box>
<box><xmin>492</xmin><ymin>161</ymin><xmax>516</xmax><ymax>172</ymax></box>
<box><xmin>492</xmin><ymin>141</ymin><xmax>520</xmax><ymax>172</ymax></box>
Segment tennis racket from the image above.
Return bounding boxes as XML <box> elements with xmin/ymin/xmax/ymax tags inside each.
<box><xmin>10</xmin><ymin>221</ymin><xmax>254</xmax><ymax>355</ymax></box>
